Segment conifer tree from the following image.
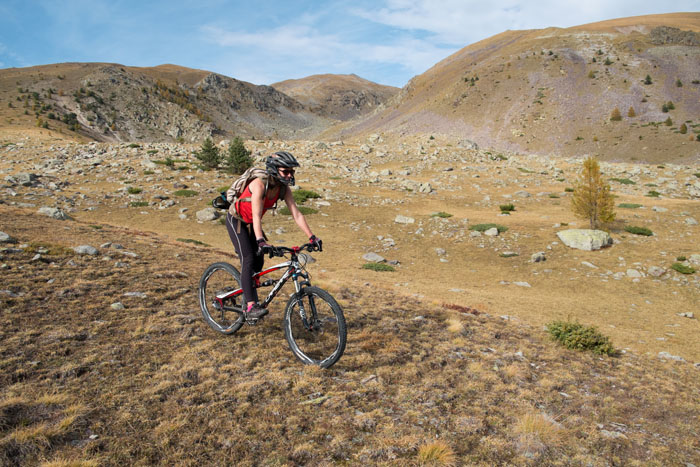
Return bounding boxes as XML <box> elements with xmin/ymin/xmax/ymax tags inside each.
<box><xmin>627</xmin><ymin>106</ymin><xmax>636</xmax><ymax>117</ymax></box>
<box><xmin>224</xmin><ymin>137</ymin><xmax>253</xmax><ymax>174</ymax></box>
<box><xmin>195</xmin><ymin>137</ymin><xmax>221</xmax><ymax>169</ymax></box>
<box><xmin>610</xmin><ymin>107</ymin><xmax>622</xmax><ymax>121</ymax></box>
<box><xmin>571</xmin><ymin>157</ymin><xmax>615</xmax><ymax>229</ymax></box>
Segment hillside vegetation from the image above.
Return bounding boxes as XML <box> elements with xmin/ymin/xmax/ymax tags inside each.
<box><xmin>1</xmin><ymin>208</ymin><xmax>699</xmax><ymax>465</ymax></box>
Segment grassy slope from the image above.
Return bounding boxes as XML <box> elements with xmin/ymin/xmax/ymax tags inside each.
<box><xmin>1</xmin><ymin>207</ymin><xmax>699</xmax><ymax>465</ymax></box>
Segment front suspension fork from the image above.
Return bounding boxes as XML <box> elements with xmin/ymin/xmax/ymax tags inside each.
<box><xmin>293</xmin><ymin>274</ymin><xmax>314</xmax><ymax>330</ymax></box>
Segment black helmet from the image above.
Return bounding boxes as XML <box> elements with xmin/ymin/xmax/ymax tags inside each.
<box><xmin>266</xmin><ymin>151</ymin><xmax>299</xmax><ymax>186</ymax></box>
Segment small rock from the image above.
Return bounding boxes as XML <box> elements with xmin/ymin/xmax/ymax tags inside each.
<box><xmin>73</xmin><ymin>245</ymin><xmax>98</xmax><ymax>255</ymax></box>
<box><xmin>685</xmin><ymin>217</ymin><xmax>698</xmax><ymax>226</ymax></box>
<box><xmin>658</xmin><ymin>351</ymin><xmax>685</xmax><ymax>362</ymax></box>
<box><xmin>362</xmin><ymin>252</ymin><xmax>385</xmax><ymax>263</ymax></box>
<box><xmin>652</xmin><ymin>206</ymin><xmax>668</xmax><ymax>212</ymax></box>
<box><xmin>394</xmin><ymin>215</ymin><xmax>415</xmax><ymax>224</ymax></box>
<box><xmin>678</xmin><ymin>312</ymin><xmax>694</xmax><ymax>319</ymax></box>
<box><xmin>435</xmin><ymin>248</ymin><xmax>446</xmax><ymax>256</ymax></box>
<box><xmin>111</xmin><ymin>302</ymin><xmax>125</xmax><ymax>310</ymax></box>
<box><xmin>360</xmin><ymin>144</ymin><xmax>372</xmax><ymax>154</ymax></box>
<box><xmin>531</xmin><ymin>252</ymin><xmax>546</xmax><ymax>263</ymax></box>
<box><xmin>0</xmin><ymin>232</ymin><xmax>17</xmax><ymax>244</ymax></box>
<box><xmin>514</xmin><ymin>281</ymin><xmax>531</xmax><ymax>287</ymax></box>
<box><xmin>484</xmin><ymin>227</ymin><xmax>499</xmax><ymax>237</ymax></box>
<box><xmin>123</xmin><ymin>292</ymin><xmax>147</xmax><ymax>298</ymax></box>
<box><xmin>648</xmin><ymin>266</ymin><xmax>666</xmax><ymax>277</ymax></box>
<box><xmin>626</xmin><ymin>269</ymin><xmax>643</xmax><ymax>278</ymax></box>
<box><xmin>581</xmin><ymin>261</ymin><xmax>598</xmax><ymax>269</ymax></box>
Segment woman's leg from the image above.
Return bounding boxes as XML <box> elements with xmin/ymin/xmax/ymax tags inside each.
<box><xmin>225</xmin><ymin>213</ymin><xmax>259</xmax><ymax>305</ymax></box>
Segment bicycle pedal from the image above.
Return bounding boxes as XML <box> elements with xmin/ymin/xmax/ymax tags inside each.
<box><xmin>245</xmin><ymin>317</ymin><xmax>262</xmax><ymax>325</ymax></box>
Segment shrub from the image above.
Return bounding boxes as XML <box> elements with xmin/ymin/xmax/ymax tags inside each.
<box><xmin>128</xmin><ymin>143</ymin><xmax>141</xmax><ymax>148</ymax></box>
<box><xmin>661</xmin><ymin>103</ymin><xmax>669</xmax><ymax>113</ymax></box>
<box><xmin>127</xmin><ymin>187</ymin><xmax>142</xmax><ymax>194</ymax></box>
<box><xmin>646</xmin><ymin>190</ymin><xmax>661</xmax><ymax>197</ymax></box>
<box><xmin>618</xmin><ymin>203</ymin><xmax>642</xmax><ymax>209</ymax></box>
<box><xmin>174</xmin><ymin>189</ymin><xmax>198</xmax><ymax>197</ymax></box>
<box><xmin>671</xmin><ymin>263</ymin><xmax>695</xmax><ymax>274</ymax></box>
<box><xmin>293</xmin><ymin>189</ymin><xmax>321</xmax><ymax>205</ymax></box>
<box><xmin>610</xmin><ymin>107</ymin><xmax>622</xmax><ymax>121</ymax></box>
<box><xmin>624</xmin><ymin>225</ymin><xmax>653</xmax><ymax>236</ymax></box>
<box><xmin>676</xmin><ymin>256</ymin><xmax>687</xmax><ymax>261</ymax></box>
<box><xmin>680</xmin><ymin>123</ymin><xmax>687</xmax><ymax>134</ymax></box>
<box><xmin>571</xmin><ymin>157</ymin><xmax>615</xmax><ymax>229</ymax></box>
<box><xmin>432</xmin><ymin>211</ymin><xmax>453</xmax><ymax>218</ymax></box>
<box><xmin>564</xmin><ymin>187</ymin><xmax>574</xmax><ymax>193</ymax></box>
<box><xmin>644</xmin><ymin>74</ymin><xmax>652</xmax><ymax>85</ymax></box>
<box><xmin>143</xmin><ymin>170</ymin><xmax>155</xmax><ymax>175</ymax></box>
<box><xmin>416</xmin><ymin>441</ymin><xmax>456</xmax><ymax>466</ymax></box>
<box><xmin>177</xmin><ymin>238</ymin><xmax>210</xmax><ymax>247</ymax></box>
<box><xmin>610</xmin><ymin>178</ymin><xmax>635</xmax><ymax>185</ymax></box>
<box><xmin>676</xmin><ymin>78</ymin><xmax>683</xmax><ymax>87</ymax></box>
<box><xmin>362</xmin><ymin>262</ymin><xmax>395</xmax><ymax>272</ymax></box>
<box><xmin>627</xmin><ymin>107</ymin><xmax>636</xmax><ymax>117</ymax></box>
<box><xmin>280</xmin><ymin>206</ymin><xmax>317</xmax><ymax>215</ymax></box>
<box><xmin>130</xmin><ymin>201</ymin><xmax>149</xmax><ymax>207</ymax></box>
<box><xmin>224</xmin><ymin>136</ymin><xmax>253</xmax><ymax>174</ymax></box>
<box><xmin>666</xmin><ymin>101</ymin><xmax>675</xmax><ymax>110</ymax></box>
<box><xmin>469</xmin><ymin>223</ymin><xmax>508</xmax><ymax>233</ymax></box>
<box><xmin>546</xmin><ymin>320</ymin><xmax>616</xmax><ymax>355</ymax></box>
<box><xmin>195</xmin><ymin>137</ymin><xmax>221</xmax><ymax>169</ymax></box>
<box><xmin>499</xmin><ymin>203</ymin><xmax>515</xmax><ymax>213</ymax></box>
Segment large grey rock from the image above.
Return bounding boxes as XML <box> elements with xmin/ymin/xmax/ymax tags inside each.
<box><xmin>16</xmin><ymin>173</ymin><xmax>38</xmax><ymax>186</ymax></box>
<box><xmin>457</xmin><ymin>139</ymin><xmax>479</xmax><ymax>150</ymax></box>
<box><xmin>484</xmin><ymin>227</ymin><xmax>499</xmax><ymax>237</ymax></box>
<box><xmin>196</xmin><ymin>208</ymin><xmax>220</xmax><ymax>222</ymax></box>
<box><xmin>556</xmin><ymin>229</ymin><xmax>612</xmax><ymax>251</ymax></box>
<box><xmin>73</xmin><ymin>245</ymin><xmax>98</xmax><ymax>255</ymax></box>
<box><xmin>38</xmin><ymin>207</ymin><xmax>70</xmax><ymax>220</ymax></box>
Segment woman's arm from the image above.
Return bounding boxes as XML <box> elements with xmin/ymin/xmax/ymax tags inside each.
<box><xmin>284</xmin><ymin>186</ymin><xmax>313</xmax><ymax>238</ymax></box>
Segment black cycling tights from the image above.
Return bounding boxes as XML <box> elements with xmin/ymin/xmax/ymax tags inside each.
<box><xmin>225</xmin><ymin>213</ymin><xmax>264</xmax><ymax>304</ymax></box>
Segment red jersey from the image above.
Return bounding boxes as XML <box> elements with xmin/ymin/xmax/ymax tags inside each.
<box><xmin>234</xmin><ymin>183</ymin><xmax>281</xmax><ymax>224</ymax></box>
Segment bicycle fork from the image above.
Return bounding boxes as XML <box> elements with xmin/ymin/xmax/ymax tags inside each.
<box><xmin>292</xmin><ymin>272</ymin><xmax>316</xmax><ymax>331</ymax></box>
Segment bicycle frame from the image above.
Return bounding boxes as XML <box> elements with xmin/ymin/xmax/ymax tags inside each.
<box><xmin>214</xmin><ymin>256</ymin><xmax>309</xmax><ymax>311</ymax></box>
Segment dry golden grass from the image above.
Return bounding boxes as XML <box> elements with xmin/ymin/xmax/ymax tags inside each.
<box><xmin>1</xmin><ymin>202</ymin><xmax>700</xmax><ymax>464</ymax></box>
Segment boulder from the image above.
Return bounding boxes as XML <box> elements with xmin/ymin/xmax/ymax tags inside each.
<box><xmin>196</xmin><ymin>208</ymin><xmax>220</xmax><ymax>222</ymax></box>
<box><xmin>556</xmin><ymin>229</ymin><xmax>612</xmax><ymax>251</ymax></box>
<box><xmin>394</xmin><ymin>215</ymin><xmax>415</xmax><ymax>224</ymax></box>
<box><xmin>0</xmin><ymin>232</ymin><xmax>16</xmax><ymax>244</ymax></box>
<box><xmin>73</xmin><ymin>245</ymin><xmax>98</xmax><ymax>255</ymax></box>
<box><xmin>457</xmin><ymin>139</ymin><xmax>479</xmax><ymax>150</ymax></box>
<box><xmin>38</xmin><ymin>207</ymin><xmax>70</xmax><ymax>220</ymax></box>
<box><xmin>362</xmin><ymin>252</ymin><xmax>385</xmax><ymax>263</ymax></box>
<box><xmin>484</xmin><ymin>227</ymin><xmax>499</xmax><ymax>237</ymax></box>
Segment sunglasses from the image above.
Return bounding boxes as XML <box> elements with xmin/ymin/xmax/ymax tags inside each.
<box><xmin>279</xmin><ymin>169</ymin><xmax>295</xmax><ymax>176</ymax></box>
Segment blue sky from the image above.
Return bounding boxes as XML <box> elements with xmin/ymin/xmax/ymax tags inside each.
<box><xmin>1</xmin><ymin>1</ymin><xmax>698</xmax><ymax>87</ymax></box>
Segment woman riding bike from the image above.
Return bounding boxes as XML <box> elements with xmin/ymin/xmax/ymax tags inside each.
<box><xmin>225</xmin><ymin>151</ymin><xmax>322</xmax><ymax>320</ymax></box>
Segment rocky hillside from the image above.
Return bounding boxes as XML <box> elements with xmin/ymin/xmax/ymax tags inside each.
<box><xmin>331</xmin><ymin>13</ymin><xmax>700</xmax><ymax>163</ymax></box>
<box><xmin>272</xmin><ymin>74</ymin><xmax>398</xmax><ymax>120</ymax></box>
<box><xmin>0</xmin><ymin>64</ymin><xmax>395</xmax><ymax>144</ymax></box>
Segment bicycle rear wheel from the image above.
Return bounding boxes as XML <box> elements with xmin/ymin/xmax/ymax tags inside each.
<box><xmin>198</xmin><ymin>262</ymin><xmax>245</xmax><ymax>335</ymax></box>
<box><xmin>284</xmin><ymin>286</ymin><xmax>346</xmax><ymax>368</ymax></box>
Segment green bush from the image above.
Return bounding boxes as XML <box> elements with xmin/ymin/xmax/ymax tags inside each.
<box><xmin>469</xmin><ymin>223</ymin><xmax>508</xmax><ymax>233</ymax></box>
<box><xmin>432</xmin><ymin>212</ymin><xmax>453</xmax><ymax>218</ymax></box>
<box><xmin>646</xmin><ymin>190</ymin><xmax>661</xmax><ymax>198</ymax></box>
<box><xmin>128</xmin><ymin>143</ymin><xmax>141</xmax><ymax>149</ymax></box>
<box><xmin>174</xmin><ymin>189</ymin><xmax>198</xmax><ymax>197</ymax></box>
<box><xmin>546</xmin><ymin>320</ymin><xmax>616</xmax><ymax>355</ymax></box>
<box><xmin>618</xmin><ymin>203</ymin><xmax>642</xmax><ymax>209</ymax></box>
<box><xmin>279</xmin><ymin>206</ymin><xmax>317</xmax><ymax>216</ymax></box>
<box><xmin>130</xmin><ymin>201</ymin><xmax>149</xmax><ymax>207</ymax></box>
<box><xmin>671</xmin><ymin>263</ymin><xmax>695</xmax><ymax>274</ymax></box>
<box><xmin>293</xmin><ymin>189</ymin><xmax>321</xmax><ymax>205</ymax></box>
<box><xmin>499</xmin><ymin>204</ymin><xmax>515</xmax><ymax>213</ymax></box>
<box><xmin>362</xmin><ymin>263</ymin><xmax>395</xmax><ymax>272</ymax></box>
<box><xmin>624</xmin><ymin>226</ymin><xmax>653</xmax><ymax>236</ymax></box>
<box><xmin>127</xmin><ymin>187</ymin><xmax>142</xmax><ymax>194</ymax></box>
<box><xmin>143</xmin><ymin>170</ymin><xmax>155</xmax><ymax>175</ymax></box>
<box><xmin>676</xmin><ymin>256</ymin><xmax>687</xmax><ymax>261</ymax></box>
<box><xmin>177</xmin><ymin>238</ymin><xmax>210</xmax><ymax>247</ymax></box>
<box><xmin>565</xmin><ymin>187</ymin><xmax>574</xmax><ymax>193</ymax></box>
<box><xmin>610</xmin><ymin>178</ymin><xmax>635</xmax><ymax>185</ymax></box>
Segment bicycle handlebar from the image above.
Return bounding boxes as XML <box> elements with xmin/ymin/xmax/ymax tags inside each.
<box><xmin>266</xmin><ymin>242</ymin><xmax>320</xmax><ymax>258</ymax></box>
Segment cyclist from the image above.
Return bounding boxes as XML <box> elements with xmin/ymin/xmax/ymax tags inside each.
<box><xmin>225</xmin><ymin>151</ymin><xmax>322</xmax><ymax>319</ymax></box>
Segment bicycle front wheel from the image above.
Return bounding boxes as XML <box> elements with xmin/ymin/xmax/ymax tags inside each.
<box><xmin>198</xmin><ymin>262</ymin><xmax>245</xmax><ymax>335</ymax></box>
<box><xmin>284</xmin><ymin>286</ymin><xmax>346</xmax><ymax>368</ymax></box>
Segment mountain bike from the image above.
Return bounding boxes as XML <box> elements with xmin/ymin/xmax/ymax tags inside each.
<box><xmin>198</xmin><ymin>242</ymin><xmax>346</xmax><ymax>368</ymax></box>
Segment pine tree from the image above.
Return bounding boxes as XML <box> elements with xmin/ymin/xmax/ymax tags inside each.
<box><xmin>224</xmin><ymin>137</ymin><xmax>253</xmax><ymax>174</ymax></box>
<box><xmin>627</xmin><ymin>106</ymin><xmax>636</xmax><ymax>117</ymax></box>
<box><xmin>610</xmin><ymin>107</ymin><xmax>622</xmax><ymax>121</ymax></box>
<box><xmin>571</xmin><ymin>157</ymin><xmax>616</xmax><ymax>230</ymax></box>
<box><xmin>679</xmin><ymin>123</ymin><xmax>687</xmax><ymax>134</ymax></box>
<box><xmin>195</xmin><ymin>137</ymin><xmax>221</xmax><ymax>169</ymax></box>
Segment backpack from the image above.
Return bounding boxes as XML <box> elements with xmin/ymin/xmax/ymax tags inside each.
<box><xmin>212</xmin><ymin>167</ymin><xmax>286</xmax><ymax>219</ymax></box>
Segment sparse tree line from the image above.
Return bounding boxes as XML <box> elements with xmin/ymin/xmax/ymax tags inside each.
<box><xmin>194</xmin><ymin>136</ymin><xmax>253</xmax><ymax>174</ymax></box>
